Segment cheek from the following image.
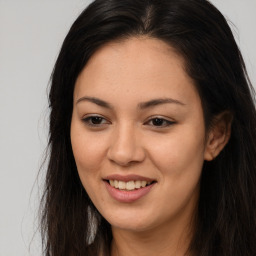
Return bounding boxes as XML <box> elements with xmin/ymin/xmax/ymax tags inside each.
<box><xmin>146</xmin><ymin>128</ymin><xmax>205</xmax><ymax>216</ymax></box>
<box><xmin>70</xmin><ymin>123</ymin><xmax>108</xmax><ymax>202</ymax></box>
<box><xmin>71</xmin><ymin>125</ymin><xmax>107</xmax><ymax>172</ymax></box>
<box><xmin>147</xmin><ymin>125</ymin><xmax>206</xmax><ymax>177</ymax></box>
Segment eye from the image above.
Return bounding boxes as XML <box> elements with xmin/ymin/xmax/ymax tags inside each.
<box><xmin>82</xmin><ymin>115</ymin><xmax>110</xmax><ymax>127</ymax></box>
<box><xmin>145</xmin><ymin>117</ymin><xmax>175</xmax><ymax>128</ymax></box>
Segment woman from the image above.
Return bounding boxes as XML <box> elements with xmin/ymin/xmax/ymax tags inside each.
<box><xmin>40</xmin><ymin>0</ymin><xmax>256</xmax><ymax>255</ymax></box>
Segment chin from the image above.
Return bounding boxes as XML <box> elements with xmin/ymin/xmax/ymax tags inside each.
<box><xmin>110</xmin><ymin>219</ymin><xmax>152</xmax><ymax>232</ymax></box>
<box><xmin>102</xmin><ymin>209</ymin><xmax>158</xmax><ymax>232</ymax></box>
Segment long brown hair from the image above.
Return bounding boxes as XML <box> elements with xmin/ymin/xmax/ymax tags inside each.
<box><xmin>40</xmin><ymin>0</ymin><xmax>256</xmax><ymax>255</ymax></box>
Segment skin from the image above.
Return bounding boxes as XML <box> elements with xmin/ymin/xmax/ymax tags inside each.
<box><xmin>70</xmin><ymin>37</ymin><xmax>230</xmax><ymax>256</ymax></box>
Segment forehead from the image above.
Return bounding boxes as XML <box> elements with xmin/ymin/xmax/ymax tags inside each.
<box><xmin>74</xmin><ymin>37</ymin><xmax>199</xmax><ymax>107</ymax></box>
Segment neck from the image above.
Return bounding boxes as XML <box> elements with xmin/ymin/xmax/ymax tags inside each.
<box><xmin>111</xmin><ymin>218</ymin><xmax>194</xmax><ymax>256</ymax></box>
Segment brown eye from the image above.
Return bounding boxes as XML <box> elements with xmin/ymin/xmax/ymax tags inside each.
<box><xmin>145</xmin><ymin>117</ymin><xmax>175</xmax><ymax>128</ymax></box>
<box><xmin>152</xmin><ymin>118</ymin><xmax>165</xmax><ymax>126</ymax></box>
<box><xmin>90</xmin><ymin>116</ymin><xmax>104</xmax><ymax>124</ymax></box>
<box><xmin>82</xmin><ymin>115</ymin><xmax>109</xmax><ymax>127</ymax></box>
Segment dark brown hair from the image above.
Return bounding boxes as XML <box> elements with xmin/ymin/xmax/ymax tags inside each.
<box><xmin>40</xmin><ymin>0</ymin><xmax>256</xmax><ymax>255</ymax></box>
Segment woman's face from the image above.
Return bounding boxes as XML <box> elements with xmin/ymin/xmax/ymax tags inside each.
<box><xmin>71</xmin><ymin>37</ymin><xmax>210</xmax><ymax>232</ymax></box>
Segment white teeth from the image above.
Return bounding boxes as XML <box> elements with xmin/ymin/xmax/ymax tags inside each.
<box><xmin>118</xmin><ymin>181</ymin><xmax>126</xmax><ymax>190</ymax></box>
<box><xmin>114</xmin><ymin>180</ymin><xmax>119</xmax><ymax>189</ymax></box>
<box><xmin>109</xmin><ymin>180</ymin><xmax>152</xmax><ymax>190</ymax></box>
<box><xmin>126</xmin><ymin>181</ymin><xmax>135</xmax><ymax>190</ymax></box>
<box><xmin>141</xmin><ymin>181</ymin><xmax>147</xmax><ymax>188</ymax></box>
<box><xmin>135</xmin><ymin>180</ymin><xmax>141</xmax><ymax>189</ymax></box>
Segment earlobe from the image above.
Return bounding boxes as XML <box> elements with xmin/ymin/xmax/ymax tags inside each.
<box><xmin>204</xmin><ymin>111</ymin><xmax>233</xmax><ymax>161</ymax></box>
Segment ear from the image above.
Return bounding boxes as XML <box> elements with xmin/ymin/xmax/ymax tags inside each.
<box><xmin>204</xmin><ymin>111</ymin><xmax>233</xmax><ymax>161</ymax></box>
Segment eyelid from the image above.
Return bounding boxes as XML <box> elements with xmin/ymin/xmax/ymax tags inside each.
<box><xmin>82</xmin><ymin>114</ymin><xmax>111</xmax><ymax>127</ymax></box>
<box><xmin>144</xmin><ymin>116</ymin><xmax>176</xmax><ymax>128</ymax></box>
<box><xmin>81</xmin><ymin>114</ymin><xmax>175</xmax><ymax>128</ymax></box>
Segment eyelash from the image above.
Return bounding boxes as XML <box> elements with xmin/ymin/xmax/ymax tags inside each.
<box><xmin>82</xmin><ymin>115</ymin><xmax>110</xmax><ymax>127</ymax></box>
<box><xmin>82</xmin><ymin>115</ymin><xmax>175</xmax><ymax>128</ymax></box>
<box><xmin>144</xmin><ymin>117</ymin><xmax>175</xmax><ymax>128</ymax></box>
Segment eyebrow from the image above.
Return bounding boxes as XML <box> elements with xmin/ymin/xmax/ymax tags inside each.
<box><xmin>76</xmin><ymin>96</ymin><xmax>185</xmax><ymax>109</ymax></box>
<box><xmin>76</xmin><ymin>96</ymin><xmax>113</xmax><ymax>108</ymax></box>
<box><xmin>138</xmin><ymin>98</ymin><xmax>185</xmax><ymax>109</ymax></box>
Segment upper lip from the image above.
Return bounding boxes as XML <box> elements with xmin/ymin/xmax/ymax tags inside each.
<box><xmin>103</xmin><ymin>174</ymin><xmax>156</xmax><ymax>182</ymax></box>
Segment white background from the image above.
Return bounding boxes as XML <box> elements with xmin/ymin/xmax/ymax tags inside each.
<box><xmin>0</xmin><ymin>1</ymin><xmax>255</xmax><ymax>255</ymax></box>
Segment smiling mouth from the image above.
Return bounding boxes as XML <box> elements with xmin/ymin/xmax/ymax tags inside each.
<box><xmin>106</xmin><ymin>180</ymin><xmax>156</xmax><ymax>191</ymax></box>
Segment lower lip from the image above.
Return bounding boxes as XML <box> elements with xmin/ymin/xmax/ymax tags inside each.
<box><xmin>104</xmin><ymin>181</ymin><xmax>155</xmax><ymax>203</ymax></box>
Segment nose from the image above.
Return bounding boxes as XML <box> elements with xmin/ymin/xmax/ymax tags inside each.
<box><xmin>107</xmin><ymin>124</ymin><xmax>146</xmax><ymax>166</ymax></box>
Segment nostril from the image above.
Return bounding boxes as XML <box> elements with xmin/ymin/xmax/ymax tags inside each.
<box><xmin>107</xmin><ymin>137</ymin><xmax>146</xmax><ymax>166</ymax></box>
